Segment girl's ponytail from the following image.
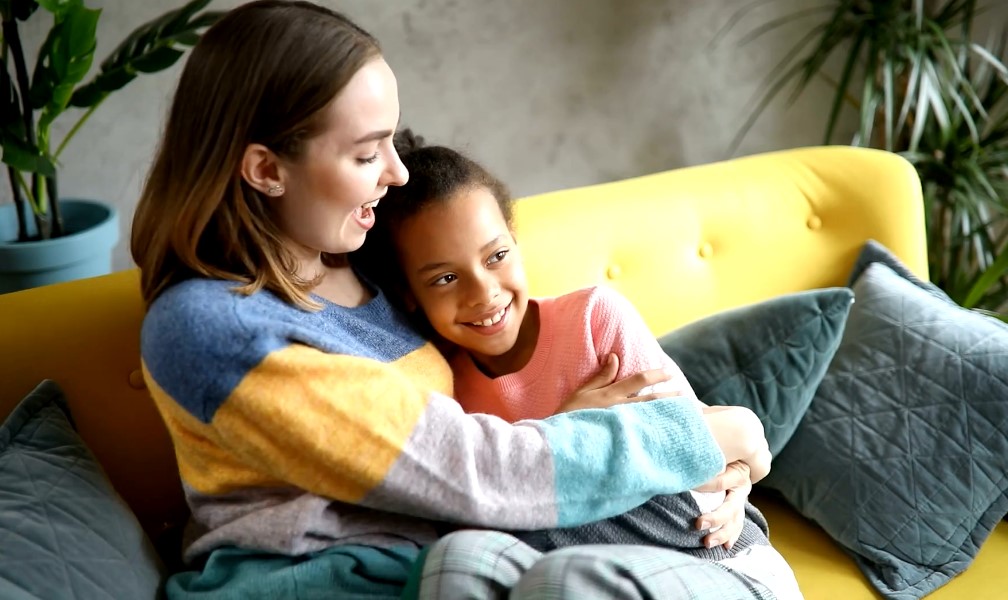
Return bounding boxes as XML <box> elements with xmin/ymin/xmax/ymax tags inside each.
<box><xmin>393</xmin><ymin>128</ymin><xmax>425</xmax><ymax>157</ymax></box>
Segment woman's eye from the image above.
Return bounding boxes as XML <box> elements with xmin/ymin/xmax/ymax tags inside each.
<box><xmin>487</xmin><ymin>249</ymin><xmax>509</xmax><ymax>265</ymax></box>
<box><xmin>358</xmin><ymin>152</ymin><xmax>380</xmax><ymax>164</ymax></box>
<box><xmin>432</xmin><ymin>273</ymin><xmax>457</xmax><ymax>286</ymax></box>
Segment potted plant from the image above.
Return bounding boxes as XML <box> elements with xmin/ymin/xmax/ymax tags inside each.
<box><xmin>723</xmin><ymin>0</ymin><xmax>1008</xmax><ymax>319</ymax></box>
<box><xmin>0</xmin><ymin>0</ymin><xmax>221</xmax><ymax>293</ymax></box>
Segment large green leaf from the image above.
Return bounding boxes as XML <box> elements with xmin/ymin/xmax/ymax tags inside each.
<box><xmin>131</xmin><ymin>46</ymin><xmax>183</xmax><ymax>73</ymax></box>
<box><xmin>69</xmin><ymin>0</ymin><xmax>222</xmax><ymax>108</ymax></box>
<box><xmin>35</xmin><ymin>0</ymin><xmax>79</xmax><ymax>16</ymax></box>
<box><xmin>824</xmin><ymin>28</ymin><xmax>865</xmax><ymax>145</ymax></box>
<box><xmin>1</xmin><ymin>136</ymin><xmax>55</xmax><ymax>177</ymax></box>
<box><xmin>962</xmin><ymin>243</ymin><xmax>1008</xmax><ymax>308</ymax></box>
<box><xmin>32</xmin><ymin>4</ymin><xmax>99</xmax><ymax>134</ymax></box>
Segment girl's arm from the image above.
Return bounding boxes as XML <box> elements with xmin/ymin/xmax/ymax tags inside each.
<box><xmin>586</xmin><ymin>287</ymin><xmax>702</xmax><ymax>407</ymax></box>
<box><xmin>555</xmin><ymin>353</ymin><xmax>685</xmax><ymax>413</ymax></box>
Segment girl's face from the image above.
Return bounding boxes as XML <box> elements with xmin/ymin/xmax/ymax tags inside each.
<box><xmin>274</xmin><ymin>57</ymin><xmax>408</xmax><ymax>271</ymax></box>
<box><xmin>395</xmin><ymin>187</ymin><xmax>536</xmax><ymax>376</ymax></box>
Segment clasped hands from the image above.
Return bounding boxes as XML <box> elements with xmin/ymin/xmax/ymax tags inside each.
<box><xmin>560</xmin><ymin>353</ymin><xmax>771</xmax><ymax>551</ymax></box>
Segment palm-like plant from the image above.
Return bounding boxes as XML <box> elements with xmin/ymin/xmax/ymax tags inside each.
<box><xmin>725</xmin><ymin>0</ymin><xmax>1008</xmax><ymax>317</ymax></box>
<box><xmin>1</xmin><ymin>0</ymin><xmax>221</xmax><ymax>241</ymax></box>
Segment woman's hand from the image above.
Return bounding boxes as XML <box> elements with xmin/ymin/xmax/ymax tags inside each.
<box><xmin>694</xmin><ymin>460</ymin><xmax>753</xmax><ymax>550</ymax></box>
<box><xmin>556</xmin><ymin>353</ymin><xmax>679</xmax><ymax>413</ymax></box>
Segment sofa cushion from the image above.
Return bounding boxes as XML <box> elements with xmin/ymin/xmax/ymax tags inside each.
<box><xmin>0</xmin><ymin>380</ymin><xmax>163</xmax><ymax>599</ymax></box>
<box><xmin>658</xmin><ymin>287</ymin><xmax>853</xmax><ymax>456</ymax></box>
<box><xmin>761</xmin><ymin>244</ymin><xmax>1008</xmax><ymax>599</ymax></box>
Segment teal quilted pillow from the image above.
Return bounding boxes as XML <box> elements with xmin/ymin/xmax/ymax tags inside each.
<box><xmin>658</xmin><ymin>288</ymin><xmax>854</xmax><ymax>457</ymax></box>
<box><xmin>0</xmin><ymin>380</ymin><xmax>164</xmax><ymax>599</ymax></box>
<box><xmin>762</xmin><ymin>249</ymin><xmax>1008</xmax><ymax>599</ymax></box>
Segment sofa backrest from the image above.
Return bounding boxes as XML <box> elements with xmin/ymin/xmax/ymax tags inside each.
<box><xmin>513</xmin><ymin>145</ymin><xmax>927</xmax><ymax>336</ymax></box>
<box><xmin>0</xmin><ymin>269</ymin><xmax>186</xmax><ymax>542</ymax></box>
<box><xmin>0</xmin><ymin>145</ymin><xmax>926</xmax><ymax>545</ymax></box>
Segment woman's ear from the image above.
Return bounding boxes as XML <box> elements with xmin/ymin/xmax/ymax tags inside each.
<box><xmin>241</xmin><ymin>143</ymin><xmax>285</xmax><ymax>197</ymax></box>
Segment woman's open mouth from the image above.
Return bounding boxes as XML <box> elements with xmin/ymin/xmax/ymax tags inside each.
<box><xmin>354</xmin><ymin>199</ymin><xmax>381</xmax><ymax>229</ymax></box>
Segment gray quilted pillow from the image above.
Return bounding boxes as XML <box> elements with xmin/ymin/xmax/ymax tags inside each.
<box><xmin>659</xmin><ymin>288</ymin><xmax>854</xmax><ymax>457</ymax></box>
<box><xmin>762</xmin><ymin>259</ymin><xmax>1008</xmax><ymax>599</ymax></box>
<box><xmin>0</xmin><ymin>380</ymin><xmax>163</xmax><ymax>599</ymax></box>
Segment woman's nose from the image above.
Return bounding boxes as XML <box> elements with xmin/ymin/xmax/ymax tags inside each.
<box><xmin>384</xmin><ymin>148</ymin><xmax>409</xmax><ymax>187</ymax></box>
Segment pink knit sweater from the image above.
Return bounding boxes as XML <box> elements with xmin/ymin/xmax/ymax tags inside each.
<box><xmin>451</xmin><ymin>286</ymin><xmax>698</xmax><ymax>421</ymax></box>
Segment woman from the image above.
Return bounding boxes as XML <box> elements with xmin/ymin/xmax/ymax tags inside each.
<box><xmin>131</xmin><ymin>1</ymin><xmax>770</xmax><ymax>598</ymax></box>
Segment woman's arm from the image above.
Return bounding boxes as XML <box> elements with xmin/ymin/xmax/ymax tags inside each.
<box><xmin>579</xmin><ymin>286</ymin><xmax>769</xmax><ymax>550</ymax></box>
<box><xmin>583</xmin><ymin>287</ymin><xmax>770</xmax><ymax>481</ymax></box>
<box><xmin>142</xmin><ymin>285</ymin><xmax>726</xmax><ymax>532</ymax></box>
<box><xmin>150</xmin><ymin>348</ymin><xmax>725</xmax><ymax>529</ymax></box>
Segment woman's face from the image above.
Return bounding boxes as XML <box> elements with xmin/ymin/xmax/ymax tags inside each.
<box><xmin>275</xmin><ymin>57</ymin><xmax>408</xmax><ymax>269</ymax></box>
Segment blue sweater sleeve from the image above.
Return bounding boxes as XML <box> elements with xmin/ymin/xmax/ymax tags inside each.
<box><xmin>535</xmin><ymin>398</ymin><xmax>725</xmax><ymax>526</ymax></box>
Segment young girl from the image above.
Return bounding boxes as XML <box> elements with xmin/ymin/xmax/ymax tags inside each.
<box><xmin>355</xmin><ymin>131</ymin><xmax>802</xmax><ymax>599</ymax></box>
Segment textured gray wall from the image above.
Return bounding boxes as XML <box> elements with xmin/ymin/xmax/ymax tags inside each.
<box><xmin>11</xmin><ymin>0</ymin><xmax>977</xmax><ymax>270</ymax></box>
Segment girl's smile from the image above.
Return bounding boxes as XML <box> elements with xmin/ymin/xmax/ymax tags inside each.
<box><xmin>463</xmin><ymin>302</ymin><xmax>511</xmax><ymax>334</ymax></box>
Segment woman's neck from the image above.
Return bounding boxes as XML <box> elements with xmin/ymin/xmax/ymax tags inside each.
<box><xmin>304</xmin><ymin>254</ymin><xmax>373</xmax><ymax>307</ymax></box>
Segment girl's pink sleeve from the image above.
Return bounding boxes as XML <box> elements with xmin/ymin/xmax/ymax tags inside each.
<box><xmin>588</xmin><ymin>286</ymin><xmax>700</xmax><ymax>402</ymax></box>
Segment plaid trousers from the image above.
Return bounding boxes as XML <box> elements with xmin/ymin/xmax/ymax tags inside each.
<box><xmin>412</xmin><ymin>530</ymin><xmax>776</xmax><ymax>600</ymax></box>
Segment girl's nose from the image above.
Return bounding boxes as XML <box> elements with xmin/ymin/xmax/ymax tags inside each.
<box><xmin>466</xmin><ymin>273</ymin><xmax>500</xmax><ymax>307</ymax></box>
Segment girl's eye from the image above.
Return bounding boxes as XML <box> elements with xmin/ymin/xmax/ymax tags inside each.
<box><xmin>358</xmin><ymin>151</ymin><xmax>380</xmax><ymax>165</ymax></box>
<box><xmin>487</xmin><ymin>249</ymin><xmax>509</xmax><ymax>265</ymax></box>
<box><xmin>432</xmin><ymin>273</ymin><xmax>457</xmax><ymax>286</ymax></box>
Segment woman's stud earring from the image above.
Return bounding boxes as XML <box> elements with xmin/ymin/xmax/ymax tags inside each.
<box><xmin>267</xmin><ymin>184</ymin><xmax>284</xmax><ymax>196</ymax></box>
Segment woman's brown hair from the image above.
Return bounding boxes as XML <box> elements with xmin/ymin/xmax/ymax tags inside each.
<box><xmin>131</xmin><ymin>0</ymin><xmax>380</xmax><ymax>308</ymax></box>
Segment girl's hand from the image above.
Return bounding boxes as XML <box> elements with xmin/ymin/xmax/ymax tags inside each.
<box><xmin>694</xmin><ymin>460</ymin><xmax>753</xmax><ymax>550</ymax></box>
<box><xmin>556</xmin><ymin>353</ymin><xmax>678</xmax><ymax>413</ymax></box>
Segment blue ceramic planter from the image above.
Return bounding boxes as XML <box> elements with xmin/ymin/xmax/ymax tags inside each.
<box><xmin>0</xmin><ymin>199</ymin><xmax>119</xmax><ymax>294</ymax></box>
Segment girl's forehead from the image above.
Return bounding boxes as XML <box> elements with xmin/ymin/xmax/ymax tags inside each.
<box><xmin>399</xmin><ymin>188</ymin><xmax>510</xmax><ymax>246</ymax></box>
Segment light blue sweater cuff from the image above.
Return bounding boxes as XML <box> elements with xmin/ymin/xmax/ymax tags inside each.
<box><xmin>539</xmin><ymin>397</ymin><xmax>725</xmax><ymax>527</ymax></box>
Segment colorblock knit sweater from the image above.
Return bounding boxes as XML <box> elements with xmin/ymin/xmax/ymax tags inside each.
<box><xmin>140</xmin><ymin>279</ymin><xmax>726</xmax><ymax>563</ymax></box>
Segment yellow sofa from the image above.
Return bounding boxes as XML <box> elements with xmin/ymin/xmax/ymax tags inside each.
<box><xmin>1</xmin><ymin>145</ymin><xmax>1005</xmax><ymax>598</ymax></box>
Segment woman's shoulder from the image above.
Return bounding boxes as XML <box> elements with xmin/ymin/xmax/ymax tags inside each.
<box><xmin>150</xmin><ymin>277</ymin><xmax>239</xmax><ymax>310</ymax></box>
<box><xmin>140</xmin><ymin>277</ymin><xmax>295</xmax><ymax>356</ymax></box>
<box><xmin>140</xmin><ymin>279</ymin><xmax>291</xmax><ymax>420</ymax></box>
<box><xmin>145</xmin><ymin>278</ymin><xmax>250</xmax><ymax>334</ymax></box>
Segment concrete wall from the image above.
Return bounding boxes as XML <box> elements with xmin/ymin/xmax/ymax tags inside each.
<box><xmin>7</xmin><ymin>0</ymin><xmax>1002</xmax><ymax>270</ymax></box>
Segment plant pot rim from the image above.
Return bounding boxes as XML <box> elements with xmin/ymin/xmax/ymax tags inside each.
<box><xmin>0</xmin><ymin>199</ymin><xmax>117</xmax><ymax>246</ymax></box>
<box><xmin>0</xmin><ymin>199</ymin><xmax>120</xmax><ymax>272</ymax></box>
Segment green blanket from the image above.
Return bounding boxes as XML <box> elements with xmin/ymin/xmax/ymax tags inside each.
<box><xmin>166</xmin><ymin>545</ymin><xmax>419</xmax><ymax>599</ymax></box>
